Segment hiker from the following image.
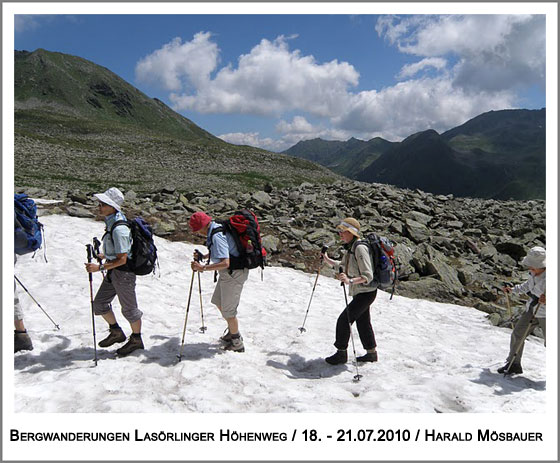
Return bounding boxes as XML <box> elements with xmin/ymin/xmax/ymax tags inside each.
<box><xmin>189</xmin><ymin>211</ymin><xmax>248</xmax><ymax>352</ymax></box>
<box><xmin>497</xmin><ymin>246</ymin><xmax>546</xmax><ymax>375</ymax></box>
<box><xmin>84</xmin><ymin>187</ymin><xmax>144</xmax><ymax>356</ymax></box>
<box><xmin>14</xmin><ymin>255</ymin><xmax>33</xmax><ymax>353</ymax></box>
<box><xmin>321</xmin><ymin>217</ymin><xmax>378</xmax><ymax>365</ymax></box>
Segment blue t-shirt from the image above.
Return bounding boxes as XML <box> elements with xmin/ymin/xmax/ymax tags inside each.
<box><xmin>102</xmin><ymin>212</ymin><xmax>132</xmax><ymax>260</ymax></box>
<box><xmin>206</xmin><ymin>221</ymin><xmax>239</xmax><ymax>263</ymax></box>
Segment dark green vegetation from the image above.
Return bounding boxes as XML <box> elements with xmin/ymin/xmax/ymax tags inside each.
<box><xmin>14</xmin><ymin>49</ymin><xmax>338</xmax><ymax>193</ymax></box>
<box><xmin>285</xmin><ymin>109</ymin><xmax>545</xmax><ymax>200</ymax></box>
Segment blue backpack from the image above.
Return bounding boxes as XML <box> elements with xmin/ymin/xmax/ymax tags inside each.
<box><xmin>14</xmin><ymin>194</ymin><xmax>44</xmax><ymax>256</ymax></box>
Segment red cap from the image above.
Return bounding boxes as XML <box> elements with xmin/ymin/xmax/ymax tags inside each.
<box><xmin>189</xmin><ymin>212</ymin><xmax>212</xmax><ymax>232</ymax></box>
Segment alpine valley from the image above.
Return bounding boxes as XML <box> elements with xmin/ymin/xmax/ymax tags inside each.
<box><xmin>14</xmin><ymin>48</ymin><xmax>546</xmax><ymax>326</ymax></box>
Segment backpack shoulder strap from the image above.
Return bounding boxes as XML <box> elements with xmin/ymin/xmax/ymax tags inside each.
<box><xmin>104</xmin><ymin>219</ymin><xmax>130</xmax><ymax>241</ymax></box>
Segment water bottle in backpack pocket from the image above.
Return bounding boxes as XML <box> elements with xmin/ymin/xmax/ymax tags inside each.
<box><xmin>357</xmin><ymin>233</ymin><xmax>397</xmax><ymax>290</ymax></box>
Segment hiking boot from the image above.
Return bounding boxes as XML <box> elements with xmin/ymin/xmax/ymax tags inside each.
<box><xmin>219</xmin><ymin>329</ymin><xmax>233</xmax><ymax>345</ymax></box>
<box><xmin>357</xmin><ymin>351</ymin><xmax>378</xmax><ymax>363</ymax></box>
<box><xmin>498</xmin><ymin>362</ymin><xmax>523</xmax><ymax>375</ymax></box>
<box><xmin>116</xmin><ymin>334</ymin><xmax>144</xmax><ymax>356</ymax></box>
<box><xmin>325</xmin><ymin>350</ymin><xmax>347</xmax><ymax>365</ymax></box>
<box><xmin>14</xmin><ymin>330</ymin><xmax>33</xmax><ymax>353</ymax></box>
<box><xmin>98</xmin><ymin>326</ymin><xmax>126</xmax><ymax>348</ymax></box>
<box><xmin>223</xmin><ymin>333</ymin><xmax>244</xmax><ymax>352</ymax></box>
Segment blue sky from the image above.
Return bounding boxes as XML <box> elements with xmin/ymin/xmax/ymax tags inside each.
<box><xmin>13</xmin><ymin>10</ymin><xmax>547</xmax><ymax>152</ymax></box>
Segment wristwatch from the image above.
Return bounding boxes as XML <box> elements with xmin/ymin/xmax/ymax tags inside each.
<box><xmin>349</xmin><ymin>278</ymin><xmax>354</xmax><ymax>285</ymax></box>
<box><xmin>99</xmin><ymin>264</ymin><xmax>105</xmax><ymax>271</ymax></box>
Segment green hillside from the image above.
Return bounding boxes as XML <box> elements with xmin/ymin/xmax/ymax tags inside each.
<box><xmin>14</xmin><ymin>49</ymin><xmax>339</xmax><ymax>193</ymax></box>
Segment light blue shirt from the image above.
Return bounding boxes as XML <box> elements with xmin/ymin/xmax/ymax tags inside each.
<box><xmin>102</xmin><ymin>212</ymin><xmax>132</xmax><ymax>260</ymax></box>
<box><xmin>206</xmin><ymin>221</ymin><xmax>239</xmax><ymax>263</ymax></box>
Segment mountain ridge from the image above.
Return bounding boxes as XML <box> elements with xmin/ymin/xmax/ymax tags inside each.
<box><xmin>284</xmin><ymin>109</ymin><xmax>545</xmax><ymax>200</ymax></box>
<box><xmin>14</xmin><ymin>48</ymin><xmax>339</xmax><ymax>193</ymax></box>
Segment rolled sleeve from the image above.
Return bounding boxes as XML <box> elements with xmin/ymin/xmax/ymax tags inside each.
<box><xmin>111</xmin><ymin>225</ymin><xmax>132</xmax><ymax>255</ymax></box>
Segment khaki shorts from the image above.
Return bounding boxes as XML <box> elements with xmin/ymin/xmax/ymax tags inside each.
<box><xmin>211</xmin><ymin>268</ymin><xmax>249</xmax><ymax>319</ymax></box>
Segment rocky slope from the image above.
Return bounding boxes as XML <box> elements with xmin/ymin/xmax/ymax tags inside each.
<box><xmin>23</xmin><ymin>179</ymin><xmax>545</xmax><ymax>331</ymax></box>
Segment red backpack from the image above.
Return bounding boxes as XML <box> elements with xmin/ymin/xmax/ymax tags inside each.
<box><xmin>211</xmin><ymin>209</ymin><xmax>267</xmax><ymax>271</ymax></box>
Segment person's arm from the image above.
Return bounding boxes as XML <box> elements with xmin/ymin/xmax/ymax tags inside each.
<box><xmin>192</xmin><ymin>257</ymin><xmax>230</xmax><ymax>272</ymax></box>
<box><xmin>85</xmin><ymin>252</ymin><xmax>127</xmax><ymax>273</ymax></box>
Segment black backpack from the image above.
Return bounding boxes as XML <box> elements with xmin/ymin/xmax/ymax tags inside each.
<box><xmin>210</xmin><ymin>209</ymin><xmax>267</xmax><ymax>271</ymax></box>
<box><xmin>105</xmin><ymin>217</ymin><xmax>158</xmax><ymax>275</ymax></box>
<box><xmin>355</xmin><ymin>233</ymin><xmax>398</xmax><ymax>296</ymax></box>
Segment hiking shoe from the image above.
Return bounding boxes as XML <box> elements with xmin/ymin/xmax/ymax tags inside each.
<box><xmin>14</xmin><ymin>330</ymin><xmax>33</xmax><ymax>353</ymax></box>
<box><xmin>357</xmin><ymin>351</ymin><xmax>378</xmax><ymax>363</ymax></box>
<box><xmin>223</xmin><ymin>334</ymin><xmax>244</xmax><ymax>352</ymax></box>
<box><xmin>219</xmin><ymin>329</ymin><xmax>233</xmax><ymax>345</ymax></box>
<box><xmin>325</xmin><ymin>350</ymin><xmax>347</xmax><ymax>365</ymax></box>
<box><xmin>498</xmin><ymin>362</ymin><xmax>523</xmax><ymax>375</ymax></box>
<box><xmin>98</xmin><ymin>326</ymin><xmax>126</xmax><ymax>348</ymax></box>
<box><xmin>116</xmin><ymin>334</ymin><xmax>144</xmax><ymax>356</ymax></box>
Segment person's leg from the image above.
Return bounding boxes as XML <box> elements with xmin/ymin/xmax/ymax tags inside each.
<box><xmin>216</xmin><ymin>269</ymin><xmax>248</xmax><ymax>352</ymax></box>
<box><xmin>112</xmin><ymin>270</ymin><xmax>144</xmax><ymax>356</ymax></box>
<box><xmin>506</xmin><ymin>310</ymin><xmax>535</xmax><ymax>365</ymax></box>
<box><xmin>355</xmin><ymin>291</ymin><xmax>377</xmax><ymax>350</ymax></box>
<box><xmin>94</xmin><ymin>273</ymin><xmax>126</xmax><ymax>348</ymax></box>
<box><xmin>327</xmin><ymin>292</ymin><xmax>375</xmax><ymax>365</ymax></box>
<box><xmin>14</xmin><ymin>276</ymin><xmax>33</xmax><ymax>352</ymax></box>
<box><xmin>537</xmin><ymin>317</ymin><xmax>546</xmax><ymax>347</ymax></box>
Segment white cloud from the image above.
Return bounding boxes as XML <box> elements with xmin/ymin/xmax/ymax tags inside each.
<box><xmin>376</xmin><ymin>14</ymin><xmax>545</xmax><ymax>92</ymax></box>
<box><xmin>139</xmin><ymin>17</ymin><xmax>544</xmax><ymax>149</ymax></box>
<box><xmin>276</xmin><ymin>116</ymin><xmax>315</xmax><ymax>135</ymax></box>
<box><xmin>135</xmin><ymin>32</ymin><xmax>219</xmax><ymax>92</ymax></box>
<box><xmin>139</xmin><ymin>34</ymin><xmax>359</xmax><ymax>117</ymax></box>
<box><xmin>218</xmin><ymin>132</ymin><xmax>286</xmax><ymax>152</ymax></box>
<box><xmin>334</xmin><ymin>77</ymin><xmax>516</xmax><ymax>141</ymax></box>
<box><xmin>397</xmin><ymin>57</ymin><xmax>447</xmax><ymax>79</ymax></box>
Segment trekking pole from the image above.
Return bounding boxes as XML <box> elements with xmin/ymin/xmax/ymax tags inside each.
<box><xmin>503</xmin><ymin>298</ymin><xmax>542</xmax><ymax>376</ymax></box>
<box><xmin>499</xmin><ymin>283</ymin><xmax>514</xmax><ymax>329</ymax></box>
<box><xmin>86</xmin><ymin>244</ymin><xmax>98</xmax><ymax>366</ymax></box>
<box><xmin>195</xmin><ymin>249</ymin><xmax>207</xmax><ymax>333</ymax></box>
<box><xmin>340</xmin><ymin>267</ymin><xmax>362</xmax><ymax>382</ymax></box>
<box><xmin>177</xmin><ymin>265</ymin><xmax>196</xmax><ymax>361</ymax></box>
<box><xmin>14</xmin><ymin>275</ymin><xmax>60</xmax><ymax>330</ymax></box>
<box><xmin>299</xmin><ymin>245</ymin><xmax>328</xmax><ymax>333</ymax></box>
<box><xmin>92</xmin><ymin>237</ymin><xmax>106</xmax><ymax>278</ymax></box>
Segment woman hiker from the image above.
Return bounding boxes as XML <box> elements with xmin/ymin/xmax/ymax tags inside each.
<box><xmin>84</xmin><ymin>187</ymin><xmax>144</xmax><ymax>357</ymax></box>
<box><xmin>321</xmin><ymin>217</ymin><xmax>379</xmax><ymax>365</ymax></box>
<box><xmin>498</xmin><ymin>246</ymin><xmax>546</xmax><ymax>375</ymax></box>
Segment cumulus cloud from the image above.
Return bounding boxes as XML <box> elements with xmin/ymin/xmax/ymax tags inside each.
<box><xmin>218</xmin><ymin>132</ymin><xmax>286</xmax><ymax>152</ymax></box>
<box><xmin>376</xmin><ymin>14</ymin><xmax>545</xmax><ymax>92</ymax></box>
<box><xmin>334</xmin><ymin>77</ymin><xmax>516</xmax><ymax>141</ymax></box>
<box><xmin>139</xmin><ymin>34</ymin><xmax>359</xmax><ymax>116</ymax></box>
<box><xmin>135</xmin><ymin>32</ymin><xmax>219</xmax><ymax>92</ymax></box>
<box><xmin>139</xmin><ymin>16</ymin><xmax>544</xmax><ymax>150</ymax></box>
<box><xmin>276</xmin><ymin>116</ymin><xmax>315</xmax><ymax>135</ymax></box>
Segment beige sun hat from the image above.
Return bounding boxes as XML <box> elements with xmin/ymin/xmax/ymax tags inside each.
<box><xmin>337</xmin><ymin>217</ymin><xmax>361</xmax><ymax>237</ymax></box>
<box><xmin>521</xmin><ymin>246</ymin><xmax>546</xmax><ymax>268</ymax></box>
<box><xmin>93</xmin><ymin>187</ymin><xmax>124</xmax><ymax>212</ymax></box>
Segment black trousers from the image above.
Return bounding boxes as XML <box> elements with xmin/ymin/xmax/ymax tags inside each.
<box><xmin>334</xmin><ymin>290</ymin><xmax>377</xmax><ymax>351</ymax></box>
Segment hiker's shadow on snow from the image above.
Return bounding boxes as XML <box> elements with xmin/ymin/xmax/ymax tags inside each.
<box><xmin>139</xmin><ymin>335</ymin><xmax>220</xmax><ymax>367</ymax></box>
<box><xmin>470</xmin><ymin>368</ymin><xmax>546</xmax><ymax>395</ymax></box>
<box><xmin>15</xmin><ymin>334</ymin><xmax>115</xmax><ymax>373</ymax></box>
<box><xmin>266</xmin><ymin>352</ymin><xmax>346</xmax><ymax>379</ymax></box>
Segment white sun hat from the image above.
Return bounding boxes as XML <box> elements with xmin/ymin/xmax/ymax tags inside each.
<box><xmin>521</xmin><ymin>246</ymin><xmax>546</xmax><ymax>268</ymax></box>
<box><xmin>93</xmin><ymin>187</ymin><xmax>124</xmax><ymax>212</ymax></box>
